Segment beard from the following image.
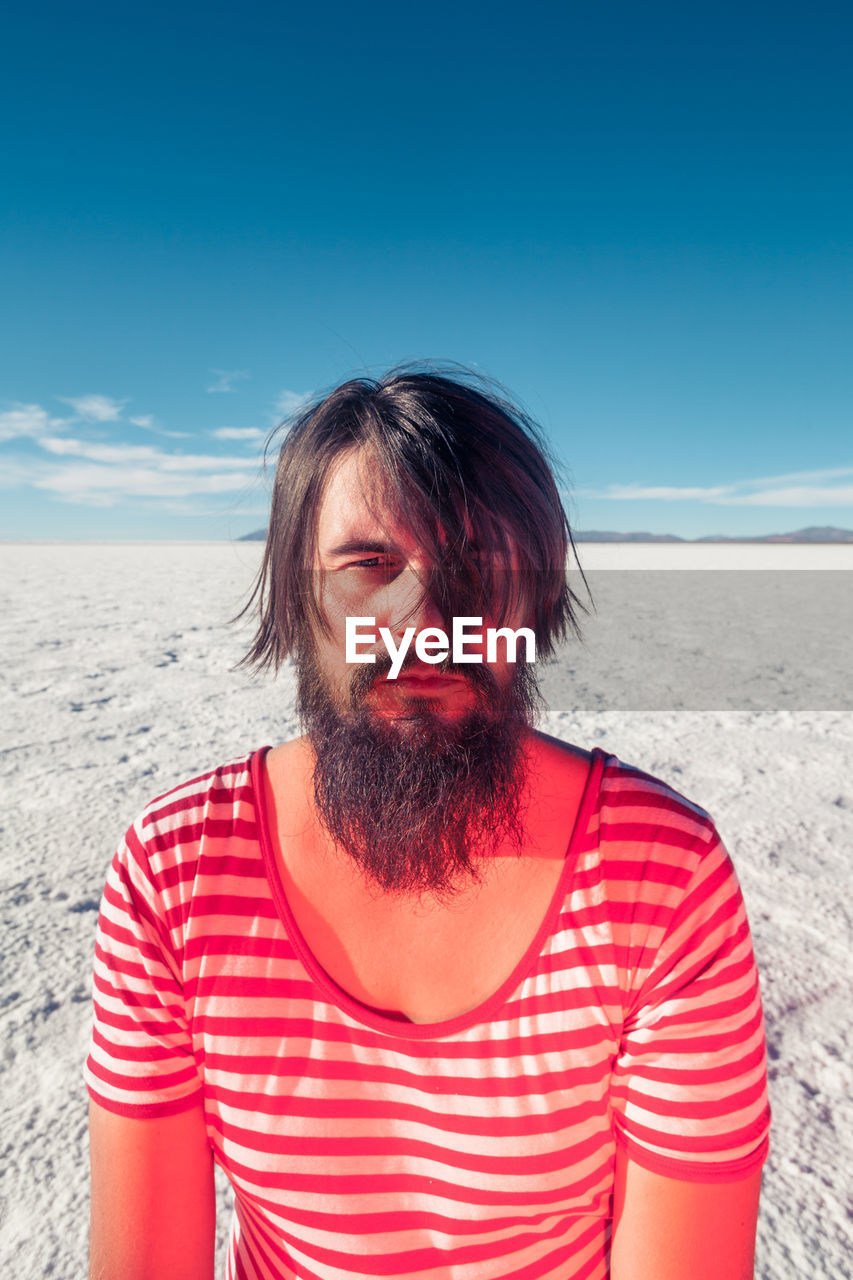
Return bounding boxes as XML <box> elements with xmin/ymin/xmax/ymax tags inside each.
<box><xmin>295</xmin><ymin>641</ymin><xmax>542</xmax><ymax>900</ymax></box>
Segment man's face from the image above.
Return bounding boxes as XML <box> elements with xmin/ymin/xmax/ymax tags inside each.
<box><xmin>308</xmin><ymin>448</ymin><xmax>522</xmax><ymax>724</ymax></box>
<box><xmin>295</xmin><ymin>447</ymin><xmax>540</xmax><ymax>898</ymax></box>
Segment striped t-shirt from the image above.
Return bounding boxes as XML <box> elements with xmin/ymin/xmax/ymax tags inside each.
<box><xmin>85</xmin><ymin>746</ymin><xmax>770</xmax><ymax>1280</ymax></box>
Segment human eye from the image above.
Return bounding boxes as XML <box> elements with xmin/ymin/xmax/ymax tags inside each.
<box><xmin>348</xmin><ymin>555</ymin><xmax>404</xmax><ymax>575</ymax></box>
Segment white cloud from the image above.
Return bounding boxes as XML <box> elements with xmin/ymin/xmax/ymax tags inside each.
<box><xmin>33</xmin><ymin>463</ymin><xmax>256</xmax><ymax>504</ymax></box>
<box><xmin>59</xmin><ymin>394</ymin><xmax>127</xmax><ymax>422</ymax></box>
<box><xmin>38</xmin><ymin>435</ymin><xmax>259</xmax><ymax>472</ymax></box>
<box><xmin>211</xmin><ymin>427</ymin><xmax>266</xmax><ymax>442</ymax></box>
<box><xmin>149</xmin><ymin>500</ymin><xmax>272</xmax><ymax>518</ymax></box>
<box><xmin>742</xmin><ymin>464</ymin><xmax>853</xmax><ymax>487</ymax></box>
<box><xmin>718</xmin><ymin>484</ymin><xmax>853</xmax><ymax>507</ymax></box>
<box><xmin>207</xmin><ymin>369</ymin><xmax>249</xmax><ymax>394</ymax></box>
<box><xmin>1</xmin><ymin>399</ymin><xmax>271</xmax><ymax>513</ymax></box>
<box><xmin>272</xmin><ymin>389</ymin><xmax>312</xmax><ymax>420</ymax></box>
<box><xmin>0</xmin><ymin>456</ymin><xmax>42</xmax><ymax>487</ymax></box>
<box><xmin>588</xmin><ymin>484</ymin><xmax>733</xmax><ymax>502</ymax></box>
<box><xmin>0</xmin><ymin>403</ymin><xmax>70</xmax><ymax>442</ymax></box>
<box><xmin>581</xmin><ymin>467</ymin><xmax>853</xmax><ymax>509</ymax></box>
<box><xmin>129</xmin><ymin>415</ymin><xmax>191</xmax><ymax>439</ymax></box>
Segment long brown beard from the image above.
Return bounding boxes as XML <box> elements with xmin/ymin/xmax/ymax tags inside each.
<box><xmin>295</xmin><ymin>644</ymin><xmax>541</xmax><ymax>899</ymax></box>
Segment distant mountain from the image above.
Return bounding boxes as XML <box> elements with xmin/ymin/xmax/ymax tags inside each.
<box><xmin>573</xmin><ymin>531</ymin><xmax>686</xmax><ymax>543</ymax></box>
<box><xmin>240</xmin><ymin>525</ymin><xmax>853</xmax><ymax>544</ymax></box>
<box><xmin>576</xmin><ymin>526</ymin><xmax>853</xmax><ymax>543</ymax></box>
<box><xmin>692</xmin><ymin>526</ymin><xmax>853</xmax><ymax>544</ymax></box>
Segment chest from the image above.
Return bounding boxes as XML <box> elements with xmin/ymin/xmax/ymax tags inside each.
<box><xmin>200</xmin><ymin>954</ymin><xmax>616</xmax><ymax>1279</ymax></box>
<box><xmin>194</xmin><ymin>855</ymin><xmax>618</xmax><ymax>1278</ymax></box>
<box><xmin>285</xmin><ymin>849</ymin><xmax>569</xmax><ymax>1023</ymax></box>
<box><xmin>261</xmin><ymin>734</ymin><xmax>592</xmax><ymax>1025</ymax></box>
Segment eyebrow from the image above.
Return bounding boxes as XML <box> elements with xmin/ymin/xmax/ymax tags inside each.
<box><xmin>324</xmin><ymin>538</ymin><xmax>401</xmax><ymax>558</ymax></box>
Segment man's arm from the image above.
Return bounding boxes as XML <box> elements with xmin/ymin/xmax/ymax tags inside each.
<box><xmin>89</xmin><ymin>1098</ymin><xmax>215</xmax><ymax>1280</ymax></box>
<box><xmin>610</xmin><ymin>1146</ymin><xmax>762</xmax><ymax>1280</ymax></box>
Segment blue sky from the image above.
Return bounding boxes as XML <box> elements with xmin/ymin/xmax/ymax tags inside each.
<box><xmin>2</xmin><ymin>0</ymin><xmax>851</xmax><ymax>540</ymax></box>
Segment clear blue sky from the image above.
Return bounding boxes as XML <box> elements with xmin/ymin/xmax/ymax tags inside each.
<box><xmin>2</xmin><ymin>0</ymin><xmax>851</xmax><ymax>539</ymax></box>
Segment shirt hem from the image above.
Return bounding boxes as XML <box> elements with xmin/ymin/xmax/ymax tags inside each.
<box><xmin>614</xmin><ymin>1125</ymin><xmax>770</xmax><ymax>1183</ymax></box>
<box><xmin>86</xmin><ymin>1082</ymin><xmax>204</xmax><ymax>1119</ymax></box>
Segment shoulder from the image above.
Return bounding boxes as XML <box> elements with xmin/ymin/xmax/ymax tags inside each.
<box><xmin>597</xmin><ymin>754</ymin><xmax>720</xmax><ymax>853</ymax></box>
<box><xmin>117</xmin><ymin>748</ymin><xmax>266</xmax><ymax>888</ymax></box>
<box><xmin>530</xmin><ymin>728</ymin><xmax>593</xmax><ymax>771</ymax></box>
<box><xmin>577</xmin><ymin>753</ymin><xmax>740</xmax><ymax>923</ymax></box>
<box><xmin>526</xmin><ymin>730</ymin><xmax>593</xmax><ymax>799</ymax></box>
<box><xmin>138</xmin><ymin>750</ymin><xmax>261</xmax><ymax>830</ymax></box>
<box><xmin>528</xmin><ymin>732</ymin><xmax>719</xmax><ymax>856</ymax></box>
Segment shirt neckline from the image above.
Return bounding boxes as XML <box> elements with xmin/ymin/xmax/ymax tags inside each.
<box><xmin>250</xmin><ymin>741</ymin><xmax>607</xmax><ymax>1040</ymax></box>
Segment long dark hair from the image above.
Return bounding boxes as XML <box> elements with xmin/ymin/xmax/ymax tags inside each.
<box><xmin>239</xmin><ymin>364</ymin><xmax>587</xmax><ymax>672</ymax></box>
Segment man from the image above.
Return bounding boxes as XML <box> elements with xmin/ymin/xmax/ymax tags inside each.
<box><xmin>87</xmin><ymin>368</ymin><xmax>770</xmax><ymax>1279</ymax></box>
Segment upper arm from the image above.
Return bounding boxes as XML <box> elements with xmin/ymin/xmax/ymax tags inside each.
<box><xmin>610</xmin><ymin>1146</ymin><xmax>762</xmax><ymax>1280</ymax></box>
<box><xmin>89</xmin><ymin>1098</ymin><xmax>215</xmax><ymax>1280</ymax></box>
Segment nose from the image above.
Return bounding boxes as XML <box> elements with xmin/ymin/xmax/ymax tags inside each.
<box><xmin>385</xmin><ymin>565</ymin><xmax>446</xmax><ymax>640</ymax></box>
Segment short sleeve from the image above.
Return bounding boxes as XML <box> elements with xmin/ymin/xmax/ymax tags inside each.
<box><xmin>610</xmin><ymin>829</ymin><xmax>771</xmax><ymax>1182</ymax></box>
<box><xmin>84</xmin><ymin>820</ymin><xmax>203</xmax><ymax>1118</ymax></box>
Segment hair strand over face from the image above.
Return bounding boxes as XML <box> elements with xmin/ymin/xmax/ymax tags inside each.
<box><xmin>236</xmin><ymin>364</ymin><xmax>589</xmax><ymax>673</ymax></box>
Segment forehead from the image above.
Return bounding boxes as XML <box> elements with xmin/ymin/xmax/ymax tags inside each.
<box><xmin>314</xmin><ymin>445</ymin><xmax>519</xmax><ymax>571</ymax></box>
<box><xmin>315</xmin><ymin>448</ymin><xmax>414</xmax><ymax>557</ymax></box>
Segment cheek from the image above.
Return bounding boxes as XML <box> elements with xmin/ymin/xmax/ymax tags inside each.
<box><xmin>316</xmin><ymin>577</ymin><xmax>348</xmax><ymax>631</ymax></box>
<box><xmin>305</xmin><ymin>629</ymin><xmax>350</xmax><ymax>696</ymax></box>
<box><xmin>319</xmin><ymin>579</ymin><xmax>397</xmax><ymax>646</ymax></box>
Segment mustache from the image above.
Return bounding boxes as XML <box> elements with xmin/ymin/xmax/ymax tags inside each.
<box><xmin>347</xmin><ymin>652</ymin><xmax>501</xmax><ymax>701</ymax></box>
<box><xmin>296</xmin><ymin>644</ymin><xmax>533</xmax><ymax>898</ymax></box>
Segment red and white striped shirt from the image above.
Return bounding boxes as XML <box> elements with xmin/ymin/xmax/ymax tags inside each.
<box><xmin>86</xmin><ymin>746</ymin><xmax>770</xmax><ymax>1279</ymax></box>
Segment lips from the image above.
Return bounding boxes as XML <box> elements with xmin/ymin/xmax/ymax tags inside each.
<box><xmin>386</xmin><ymin>671</ymin><xmax>462</xmax><ymax>687</ymax></box>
